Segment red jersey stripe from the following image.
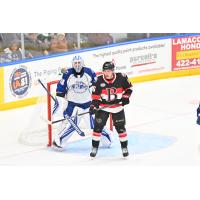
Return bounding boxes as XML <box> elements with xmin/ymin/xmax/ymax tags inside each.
<box><xmin>93</xmin><ymin>132</ymin><xmax>101</xmax><ymax>137</ymax></box>
<box><xmin>119</xmin><ymin>133</ymin><xmax>127</xmax><ymax>138</ymax></box>
<box><xmin>92</xmin><ymin>94</ymin><xmax>101</xmax><ymax>100</ymax></box>
<box><xmin>100</xmin><ymin>104</ymin><xmax>122</xmax><ymax>108</ymax></box>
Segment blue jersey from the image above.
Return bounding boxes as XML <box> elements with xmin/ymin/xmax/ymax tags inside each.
<box><xmin>56</xmin><ymin>67</ymin><xmax>97</xmax><ymax>104</ymax></box>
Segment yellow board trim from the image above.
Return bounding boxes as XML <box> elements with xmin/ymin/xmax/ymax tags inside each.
<box><xmin>0</xmin><ymin>97</ymin><xmax>38</xmax><ymax>111</ymax></box>
<box><xmin>0</xmin><ymin>67</ymin><xmax>4</xmax><ymax>104</ymax></box>
<box><xmin>129</xmin><ymin>68</ymin><xmax>200</xmax><ymax>83</ymax></box>
<box><xmin>1</xmin><ymin>68</ymin><xmax>200</xmax><ymax>110</ymax></box>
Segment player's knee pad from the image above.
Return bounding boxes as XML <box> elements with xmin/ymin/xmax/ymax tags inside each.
<box><xmin>93</xmin><ymin>126</ymin><xmax>104</xmax><ymax>133</ymax></box>
<box><xmin>93</xmin><ymin>115</ymin><xmax>107</xmax><ymax>133</ymax></box>
<box><xmin>115</xmin><ymin>124</ymin><xmax>126</xmax><ymax>134</ymax></box>
<box><xmin>113</xmin><ymin>116</ymin><xmax>126</xmax><ymax>133</ymax></box>
<box><xmin>112</xmin><ymin>110</ymin><xmax>126</xmax><ymax>128</ymax></box>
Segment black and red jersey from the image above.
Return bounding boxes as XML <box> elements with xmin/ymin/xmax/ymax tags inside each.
<box><xmin>92</xmin><ymin>73</ymin><xmax>132</xmax><ymax>113</ymax></box>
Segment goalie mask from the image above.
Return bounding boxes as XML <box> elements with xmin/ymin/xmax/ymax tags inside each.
<box><xmin>72</xmin><ymin>55</ymin><xmax>84</xmax><ymax>73</ymax></box>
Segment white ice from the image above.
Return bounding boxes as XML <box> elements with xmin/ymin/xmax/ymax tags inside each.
<box><xmin>0</xmin><ymin>75</ymin><xmax>200</xmax><ymax>165</ymax></box>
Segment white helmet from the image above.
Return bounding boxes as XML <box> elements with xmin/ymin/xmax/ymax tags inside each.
<box><xmin>72</xmin><ymin>55</ymin><xmax>84</xmax><ymax>73</ymax></box>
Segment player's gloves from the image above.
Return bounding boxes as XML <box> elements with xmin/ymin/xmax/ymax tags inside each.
<box><xmin>89</xmin><ymin>105</ymin><xmax>99</xmax><ymax>115</ymax></box>
<box><xmin>122</xmin><ymin>94</ymin><xmax>130</xmax><ymax>106</ymax></box>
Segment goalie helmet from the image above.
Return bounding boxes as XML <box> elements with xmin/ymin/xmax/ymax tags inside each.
<box><xmin>72</xmin><ymin>55</ymin><xmax>84</xmax><ymax>73</ymax></box>
<box><xmin>102</xmin><ymin>61</ymin><xmax>115</xmax><ymax>71</ymax></box>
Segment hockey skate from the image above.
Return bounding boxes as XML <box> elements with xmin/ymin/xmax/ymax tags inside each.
<box><xmin>90</xmin><ymin>147</ymin><xmax>98</xmax><ymax>157</ymax></box>
<box><xmin>52</xmin><ymin>140</ymin><xmax>62</xmax><ymax>148</ymax></box>
<box><xmin>122</xmin><ymin>147</ymin><xmax>129</xmax><ymax>157</ymax></box>
<box><xmin>52</xmin><ymin>135</ymin><xmax>63</xmax><ymax>150</ymax></box>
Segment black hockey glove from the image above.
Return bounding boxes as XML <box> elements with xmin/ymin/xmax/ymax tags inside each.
<box><xmin>122</xmin><ymin>94</ymin><xmax>130</xmax><ymax>106</ymax></box>
<box><xmin>89</xmin><ymin>105</ymin><xmax>99</xmax><ymax>115</ymax></box>
<box><xmin>122</xmin><ymin>97</ymin><xmax>129</xmax><ymax>106</ymax></box>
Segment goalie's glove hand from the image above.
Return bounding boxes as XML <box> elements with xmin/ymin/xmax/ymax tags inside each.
<box><xmin>89</xmin><ymin>105</ymin><xmax>99</xmax><ymax>115</ymax></box>
<box><xmin>122</xmin><ymin>94</ymin><xmax>130</xmax><ymax>106</ymax></box>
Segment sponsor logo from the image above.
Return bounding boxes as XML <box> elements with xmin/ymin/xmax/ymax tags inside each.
<box><xmin>9</xmin><ymin>65</ymin><xmax>32</xmax><ymax>98</ymax></box>
<box><xmin>96</xmin><ymin>118</ymin><xmax>102</xmax><ymax>123</ymax></box>
<box><xmin>100</xmin><ymin>83</ymin><xmax>106</xmax><ymax>87</ymax></box>
<box><xmin>130</xmin><ymin>53</ymin><xmax>157</xmax><ymax>67</ymax></box>
<box><xmin>70</xmin><ymin>81</ymin><xmax>88</xmax><ymax>93</ymax></box>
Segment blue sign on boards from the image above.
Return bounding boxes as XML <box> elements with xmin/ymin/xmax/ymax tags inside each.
<box><xmin>9</xmin><ymin>65</ymin><xmax>32</xmax><ymax>98</ymax></box>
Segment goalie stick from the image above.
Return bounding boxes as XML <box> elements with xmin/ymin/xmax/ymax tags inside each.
<box><xmin>38</xmin><ymin>79</ymin><xmax>85</xmax><ymax>136</ymax></box>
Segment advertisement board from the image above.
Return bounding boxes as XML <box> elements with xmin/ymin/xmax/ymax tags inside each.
<box><xmin>2</xmin><ymin>34</ymin><xmax>200</xmax><ymax>110</ymax></box>
<box><xmin>172</xmin><ymin>35</ymin><xmax>200</xmax><ymax>71</ymax></box>
<box><xmin>3</xmin><ymin>38</ymin><xmax>171</xmax><ymax>104</ymax></box>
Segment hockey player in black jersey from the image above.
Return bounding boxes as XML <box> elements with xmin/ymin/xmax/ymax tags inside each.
<box><xmin>89</xmin><ymin>61</ymin><xmax>133</xmax><ymax>157</ymax></box>
<box><xmin>196</xmin><ymin>104</ymin><xmax>200</xmax><ymax>125</ymax></box>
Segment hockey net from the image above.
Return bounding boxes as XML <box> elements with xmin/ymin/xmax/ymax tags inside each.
<box><xmin>19</xmin><ymin>80</ymin><xmax>113</xmax><ymax>147</ymax></box>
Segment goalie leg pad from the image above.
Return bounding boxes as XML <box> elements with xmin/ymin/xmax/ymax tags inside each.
<box><xmin>100</xmin><ymin>127</ymin><xmax>113</xmax><ymax>148</ymax></box>
<box><xmin>54</xmin><ymin>113</ymin><xmax>80</xmax><ymax>147</ymax></box>
<box><xmin>64</xmin><ymin>101</ymin><xmax>76</xmax><ymax>117</ymax></box>
<box><xmin>52</xmin><ymin>96</ymin><xmax>67</xmax><ymax>120</ymax></box>
<box><xmin>53</xmin><ymin>126</ymin><xmax>74</xmax><ymax>148</ymax></box>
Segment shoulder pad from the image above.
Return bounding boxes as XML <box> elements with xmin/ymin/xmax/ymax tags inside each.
<box><xmin>121</xmin><ymin>73</ymin><xmax>127</xmax><ymax>77</ymax></box>
<box><xmin>84</xmin><ymin>67</ymin><xmax>95</xmax><ymax>75</ymax></box>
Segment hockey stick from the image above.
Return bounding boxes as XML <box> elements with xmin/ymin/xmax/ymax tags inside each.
<box><xmin>38</xmin><ymin>79</ymin><xmax>57</xmax><ymax>102</ymax></box>
<box><xmin>38</xmin><ymin>79</ymin><xmax>85</xmax><ymax>136</ymax></box>
<box><xmin>51</xmin><ymin>103</ymin><xmax>122</xmax><ymax>124</ymax></box>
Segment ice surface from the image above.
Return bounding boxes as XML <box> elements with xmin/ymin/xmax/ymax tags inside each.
<box><xmin>0</xmin><ymin>75</ymin><xmax>200</xmax><ymax>165</ymax></box>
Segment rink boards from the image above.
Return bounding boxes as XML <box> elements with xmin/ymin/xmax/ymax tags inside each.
<box><xmin>1</xmin><ymin>33</ymin><xmax>200</xmax><ymax>110</ymax></box>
